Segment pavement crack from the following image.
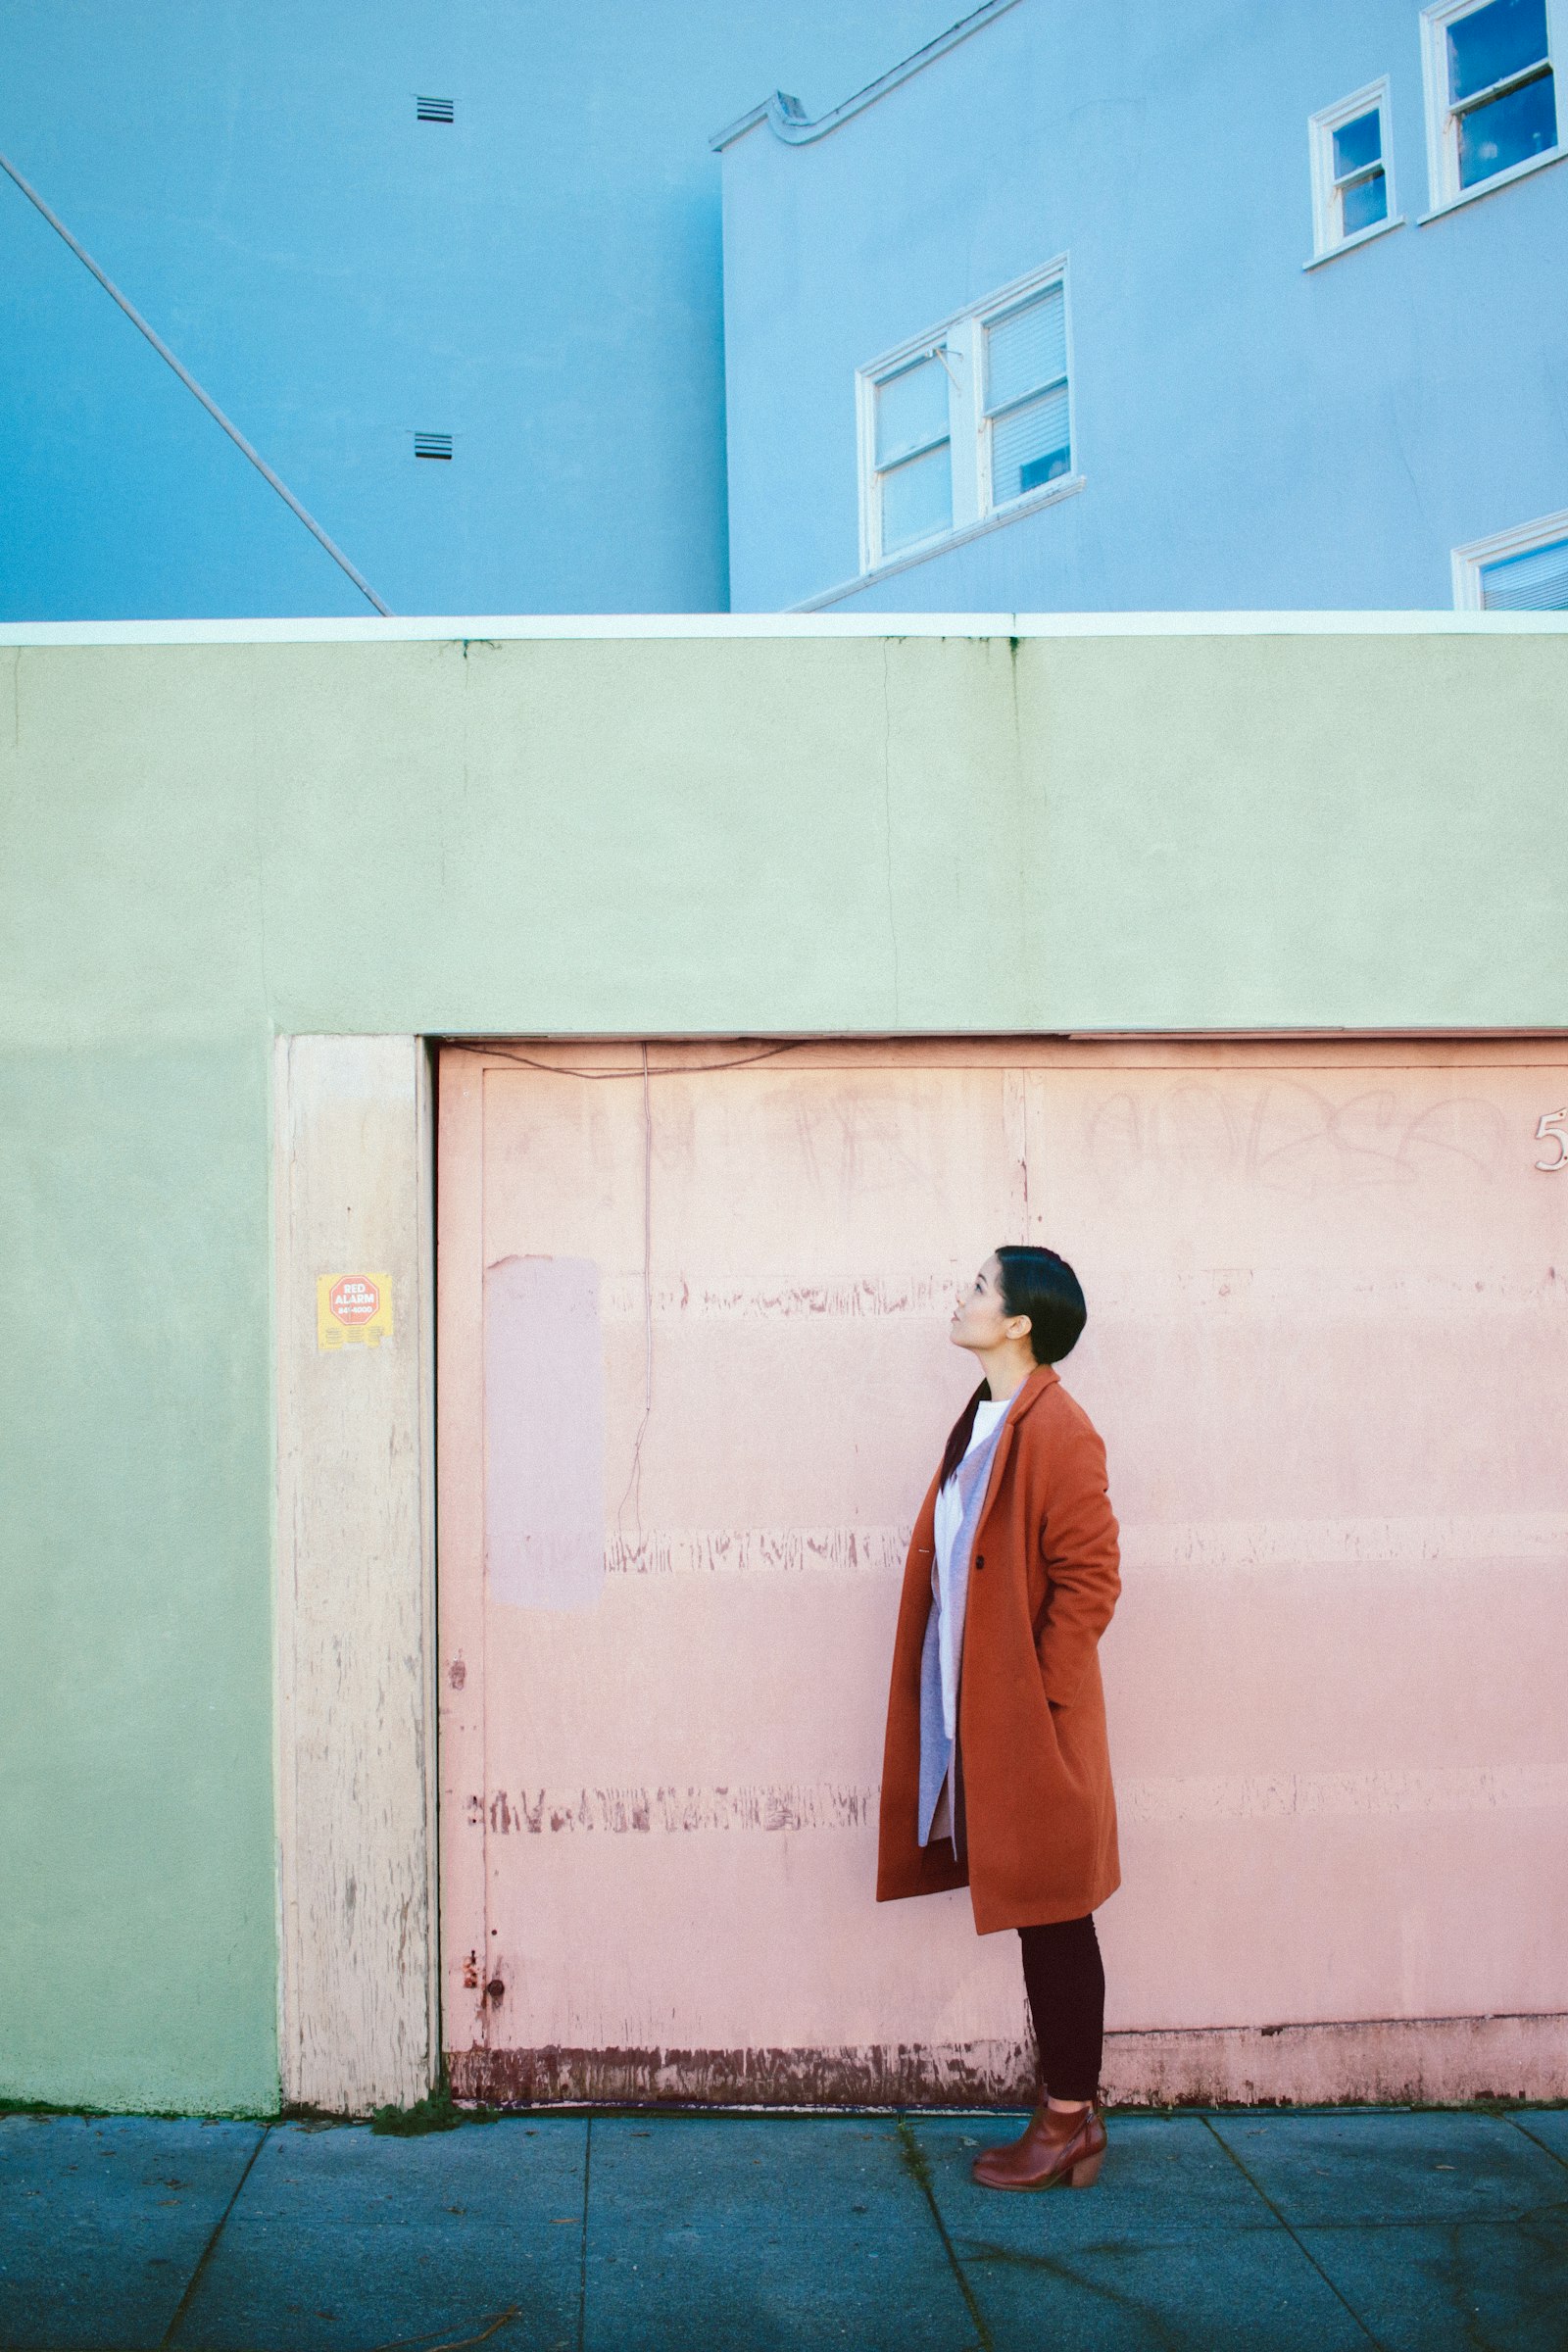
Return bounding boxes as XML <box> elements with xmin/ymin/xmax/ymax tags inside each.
<box><xmin>1200</xmin><ymin>2116</ymin><xmax>1391</xmax><ymax>2350</ymax></box>
<box><xmin>958</xmin><ymin>2208</ymin><xmax>1201</xmax><ymax>2346</ymax></box>
<box><xmin>160</xmin><ymin>2121</ymin><xmax>270</xmax><ymax>2346</ymax></box>
<box><xmin>368</xmin><ymin>2307</ymin><xmax>519</xmax><ymax>2352</ymax></box>
<box><xmin>895</xmin><ymin>2114</ymin><xmax>993</xmax><ymax>2351</ymax></box>
<box><xmin>1505</xmin><ymin>2113</ymin><xmax>1568</xmax><ymax>2174</ymax></box>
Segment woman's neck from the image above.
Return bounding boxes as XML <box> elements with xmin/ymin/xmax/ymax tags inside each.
<box><xmin>976</xmin><ymin>1342</ymin><xmax>1038</xmax><ymax>1403</ymax></box>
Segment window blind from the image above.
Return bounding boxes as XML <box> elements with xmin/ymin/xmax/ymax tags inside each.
<box><xmin>1480</xmin><ymin>536</ymin><xmax>1568</xmax><ymax>610</ymax></box>
<box><xmin>991</xmin><ymin>387</ymin><xmax>1071</xmax><ymax>503</ymax></box>
<box><xmin>984</xmin><ymin>287</ymin><xmax>1067</xmax><ymax>416</ymax></box>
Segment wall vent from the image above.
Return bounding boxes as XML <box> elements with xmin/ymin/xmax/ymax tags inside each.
<box><xmin>414</xmin><ymin>432</ymin><xmax>454</xmax><ymax>461</ymax></box>
<box><xmin>416</xmin><ymin>95</ymin><xmax>455</xmax><ymax>122</ymax></box>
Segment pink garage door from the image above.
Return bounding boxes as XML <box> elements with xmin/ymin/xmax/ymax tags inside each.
<box><xmin>437</xmin><ymin>1039</ymin><xmax>1567</xmax><ymax>2105</ymax></box>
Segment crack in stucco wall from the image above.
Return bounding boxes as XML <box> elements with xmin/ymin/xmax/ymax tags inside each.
<box><xmin>249</xmin><ymin>671</ymin><xmax>273</xmax><ymax>1021</ymax></box>
<box><xmin>881</xmin><ymin>641</ymin><xmax>902</xmax><ymax>1024</ymax></box>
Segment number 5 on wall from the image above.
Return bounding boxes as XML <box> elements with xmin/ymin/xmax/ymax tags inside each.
<box><xmin>1537</xmin><ymin>1110</ymin><xmax>1568</xmax><ymax>1171</ymax></box>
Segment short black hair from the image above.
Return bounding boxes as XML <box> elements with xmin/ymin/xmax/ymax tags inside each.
<box><xmin>995</xmin><ymin>1245</ymin><xmax>1086</xmax><ymax>1364</ymax></box>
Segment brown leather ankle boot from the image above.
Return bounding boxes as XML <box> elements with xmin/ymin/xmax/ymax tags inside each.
<box><xmin>970</xmin><ymin>2098</ymin><xmax>1106</xmax><ymax>2191</ymax></box>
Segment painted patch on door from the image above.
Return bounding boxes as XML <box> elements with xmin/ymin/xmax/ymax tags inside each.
<box><xmin>484</xmin><ymin>1254</ymin><xmax>605</xmax><ymax>1610</ymax></box>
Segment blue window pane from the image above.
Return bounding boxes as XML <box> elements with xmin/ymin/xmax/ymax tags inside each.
<box><xmin>1480</xmin><ymin>535</ymin><xmax>1568</xmax><ymax>609</ymax></box>
<box><xmin>880</xmin><ymin>441</ymin><xmax>952</xmax><ymax>555</ymax></box>
<box><xmin>1457</xmin><ymin>68</ymin><xmax>1556</xmax><ymax>183</ymax></box>
<box><xmin>1342</xmin><ymin>168</ymin><xmax>1389</xmax><ymax>233</ymax></box>
<box><xmin>1447</xmin><ymin>0</ymin><xmax>1548</xmax><ymax>103</ymax></box>
<box><xmin>874</xmin><ymin>355</ymin><xmax>949</xmax><ymax>468</ymax></box>
<box><xmin>1333</xmin><ymin>109</ymin><xmax>1383</xmax><ymax>178</ymax></box>
<box><xmin>991</xmin><ymin>385</ymin><xmax>1070</xmax><ymax>505</ymax></box>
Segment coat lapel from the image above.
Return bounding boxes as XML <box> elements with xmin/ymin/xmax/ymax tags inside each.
<box><xmin>973</xmin><ymin>1362</ymin><xmax>1058</xmax><ymax>1538</ymax></box>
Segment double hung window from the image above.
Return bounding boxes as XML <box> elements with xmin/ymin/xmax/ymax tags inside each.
<box><xmin>1308</xmin><ymin>82</ymin><xmax>1398</xmax><ymax>256</ymax></box>
<box><xmin>1422</xmin><ymin>0</ymin><xmax>1561</xmax><ymax>205</ymax></box>
<box><xmin>1452</xmin><ymin>509</ymin><xmax>1568</xmax><ymax>607</ymax></box>
<box><xmin>858</xmin><ymin>262</ymin><xmax>1077</xmax><ymax>575</ymax></box>
<box><xmin>871</xmin><ymin>351</ymin><xmax>955</xmax><ymax>560</ymax></box>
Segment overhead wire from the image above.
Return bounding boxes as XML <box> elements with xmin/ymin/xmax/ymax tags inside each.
<box><xmin>0</xmin><ymin>145</ymin><xmax>392</xmax><ymax>616</ymax></box>
<box><xmin>466</xmin><ymin>1042</ymin><xmax>806</xmax><ymax>1080</ymax></box>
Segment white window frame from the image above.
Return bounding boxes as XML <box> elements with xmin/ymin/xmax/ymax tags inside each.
<box><xmin>856</xmin><ymin>257</ymin><xmax>1081</xmax><ymax>579</ymax></box>
<box><xmin>1419</xmin><ymin>0</ymin><xmax>1567</xmax><ymax>218</ymax></box>
<box><xmin>1451</xmin><ymin>503</ymin><xmax>1568</xmax><ymax>606</ymax></box>
<box><xmin>857</xmin><ymin>340</ymin><xmax>962</xmax><ymax>574</ymax></box>
<box><xmin>1306</xmin><ymin>78</ymin><xmax>1403</xmax><ymax>263</ymax></box>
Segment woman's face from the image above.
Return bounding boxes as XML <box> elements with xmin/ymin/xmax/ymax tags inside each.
<box><xmin>950</xmin><ymin>1253</ymin><xmax>1028</xmax><ymax>1355</ymax></box>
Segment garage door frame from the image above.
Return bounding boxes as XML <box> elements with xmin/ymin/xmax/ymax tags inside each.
<box><xmin>272</xmin><ymin>1030</ymin><xmax>1568</xmax><ymax>2109</ymax></box>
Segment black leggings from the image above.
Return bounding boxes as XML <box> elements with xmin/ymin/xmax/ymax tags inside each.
<box><xmin>1018</xmin><ymin>1915</ymin><xmax>1104</xmax><ymax>2102</ymax></box>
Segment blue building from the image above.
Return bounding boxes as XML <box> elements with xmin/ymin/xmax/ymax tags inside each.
<box><xmin>715</xmin><ymin>0</ymin><xmax>1568</xmax><ymax>612</ymax></box>
<box><xmin>0</xmin><ymin>1</ymin><xmax>960</xmax><ymax>621</ymax></box>
<box><xmin>5</xmin><ymin>1</ymin><xmax>1565</xmax><ymax>620</ymax></box>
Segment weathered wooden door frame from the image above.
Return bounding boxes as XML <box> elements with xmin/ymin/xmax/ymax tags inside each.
<box><xmin>272</xmin><ymin>1034</ymin><xmax>440</xmax><ymax>2112</ymax></box>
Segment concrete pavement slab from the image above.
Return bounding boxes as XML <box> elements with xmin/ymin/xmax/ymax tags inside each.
<box><xmin>909</xmin><ymin>2111</ymin><xmax>1376</xmax><ymax>2352</ymax></box>
<box><xmin>913</xmin><ymin>2111</ymin><xmax>1279</xmax><ymax>2245</ymax></box>
<box><xmin>579</xmin><ymin>2114</ymin><xmax>977</xmax><ymax>2352</ymax></box>
<box><xmin>1207</xmin><ymin>2109</ymin><xmax>1568</xmax><ymax>2227</ymax></box>
<box><xmin>5</xmin><ymin>2106</ymin><xmax>1566</xmax><ymax>2352</ymax></box>
<box><xmin>167</xmin><ymin>2117</ymin><xmax>586</xmax><ymax>2352</ymax></box>
<box><xmin>1295</xmin><ymin>2214</ymin><xmax>1568</xmax><ymax>2352</ymax></box>
<box><xmin>1511</xmin><ymin>2110</ymin><xmax>1568</xmax><ymax>2167</ymax></box>
<box><xmin>0</xmin><ymin>2115</ymin><xmax>264</xmax><ymax>2352</ymax></box>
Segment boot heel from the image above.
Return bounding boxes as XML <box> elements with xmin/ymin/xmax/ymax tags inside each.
<box><xmin>1068</xmin><ymin>2150</ymin><xmax>1103</xmax><ymax>2188</ymax></box>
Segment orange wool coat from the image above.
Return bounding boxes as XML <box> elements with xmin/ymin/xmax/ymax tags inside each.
<box><xmin>876</xmin><ymin>1362</ymin><xmax>1122</xmax><ymax>1934</ymax></box>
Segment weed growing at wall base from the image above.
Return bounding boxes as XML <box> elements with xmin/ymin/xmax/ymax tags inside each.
<box><xmin>369</xmin><ymin>2077</ymin><xmax>502</xmax><ymax>2134</ymax></box>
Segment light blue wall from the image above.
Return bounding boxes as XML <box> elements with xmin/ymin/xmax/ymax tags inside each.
<box><xmin>718</xmin><ymin>0</ymin><xmax>1568</xmax><ymax>612</ymax></box>
<box><xmin>0</xmin><ymin>1</ymin><xmax>962</xmax><ymax>621</ymax></box>
<box><xmin>10</xmin><ymin>3</ymin><xmax>1565</xmax><ymax>619</ymax></box>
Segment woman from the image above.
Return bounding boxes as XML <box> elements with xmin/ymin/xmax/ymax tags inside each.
<box><xmin>876</xmin><ymin>1245</ymin><xmax>1121</xmax><ymax>2191</ymax></box>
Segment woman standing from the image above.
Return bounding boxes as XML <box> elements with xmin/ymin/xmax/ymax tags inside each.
<box><xmin>876</xmin><ymin>1246</ymin><xmax>1121</xmax><ymax>2191</ymax></box>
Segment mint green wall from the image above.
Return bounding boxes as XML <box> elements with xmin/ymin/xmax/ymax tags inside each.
<box><xmin>0</xmin><ymin>1043</ymin><xmax>276</xmax><ymax>2113</ymax></box>
<box><xmin>2</xmin><ymin>623</ymin><xmax>1563</xmax><ymax>2112</ymax></box>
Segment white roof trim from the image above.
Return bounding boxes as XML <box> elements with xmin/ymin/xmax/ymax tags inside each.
<box><xmin>2</xmin><ymin>613</ymin><xmax>1566</xmax><ymax>649</ymax></box>
<box><xmin>710</xmin><ymin>0</ymin><xmax>1026</xmax><ymax>151</ymax></box>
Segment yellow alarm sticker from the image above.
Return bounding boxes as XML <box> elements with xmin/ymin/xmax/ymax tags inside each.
<box><xmin>317</xmin><ymin>1272</ymin><xmax>394</xmax><ymax>1349</ymax></box>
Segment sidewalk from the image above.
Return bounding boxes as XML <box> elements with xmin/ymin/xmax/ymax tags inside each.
<box><xmin>3</xmin><ymin>2105</ymin><xmax>1565</xmax><ymax>2352</ymax></box>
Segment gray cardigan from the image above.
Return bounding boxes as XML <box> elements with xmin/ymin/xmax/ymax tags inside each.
<box><xmin>916</xmin><ymin>1403</ymin><xmax>1010</xmax><ymax>1851</ymax></box>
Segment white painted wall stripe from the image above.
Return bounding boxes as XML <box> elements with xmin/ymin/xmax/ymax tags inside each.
<box><xmin>3</xmin><ymin>612</ymin><xmax>1566</xmax><ymax>649</ymax></box>
<box><xmin>1120</xmin><ymin>1766</ymin><xmax>1568</xmax><ymax>1823</ymax></box>
<box><xmin>606</xmin><ymin>1528</ymin><xmax>909</xmax><ymax>1576</ymax></box>
<box><xmin>583</xmin><ymin>1269</ymin><xmax>1563</xmax><ymax>1320</ymax></box>
<box><xmin>1120</xmin><ymin>1515</ymin><xmax>1568</xmax><ymax>1570</ymax></box>
<box><xmin>600</xmin><ymin>1516</ymin><xmax>1565</xmax><ymax>1575</ymax></box>
<box><xmin>465</xmin><ymin>1766</ymin><xmax>1568</xmax><ymax>1834</ymax></box>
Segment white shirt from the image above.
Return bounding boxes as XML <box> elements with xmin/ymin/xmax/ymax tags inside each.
<box><xmin>931</xmin><ymin>1396</ymin><xmax>1011</xmax><ymax>1740</ymax></box>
